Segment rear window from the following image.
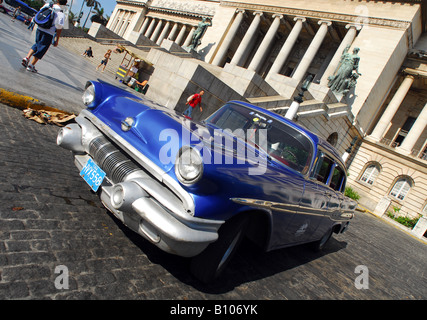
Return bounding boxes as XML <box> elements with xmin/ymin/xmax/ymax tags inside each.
<box><xmin>311</xmin><ymin>150</ymin><xmax>346</xmax><ymax>192</ymax></box>
<box><xmin>311</xmin><ymin>152</ymin><xmax>334</xmax><ymax>184</ymax></box>
<box><xmin>330</xmin><ymin>165</ymin><xmax>346</xmax><ymax>192</ymax></box>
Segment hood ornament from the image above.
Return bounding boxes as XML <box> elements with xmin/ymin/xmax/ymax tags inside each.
<box><xmin>121</xmin><ymin>117</ymin><xmax>134</xmax><ymax>132</ymax></box>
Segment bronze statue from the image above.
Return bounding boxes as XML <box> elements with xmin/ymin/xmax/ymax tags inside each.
<box><xmin>190</xmin><ymin>17</ymin><xmax>212</xmax><ymax>50</ymax></box>
<box><xmin>328</xmin><ymin>45</ymin><xmax>361</xmax><ymax>95</ymax></box>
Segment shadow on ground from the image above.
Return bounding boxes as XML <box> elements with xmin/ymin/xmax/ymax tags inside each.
<box><xmin>107</xmin><ymin>211</ymin><xmax>347</xmax><ymax>294</ymax></box>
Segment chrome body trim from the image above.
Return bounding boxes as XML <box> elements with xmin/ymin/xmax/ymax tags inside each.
<box><xmin>67</xmin><ymin>114</ymin><xmax>224</xmax><ymax>258</ymax></box>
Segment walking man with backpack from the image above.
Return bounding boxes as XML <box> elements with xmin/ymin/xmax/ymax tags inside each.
<box><xmin>183</xmin><ymin>90</ymin><xmax>204</xmax><ymax>119</ymax></box>
<box><xmin>21</xmin><ymin>0</ymin><xmax>67</xmax><ymax>73</ymax></box>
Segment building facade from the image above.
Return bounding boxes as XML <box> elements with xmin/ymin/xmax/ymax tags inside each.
<box><xmin>104</xmin><ymin>0</ymin><xmax>427</xmax><ymax>234</ymax></box>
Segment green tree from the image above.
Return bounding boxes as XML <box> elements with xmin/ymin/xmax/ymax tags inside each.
<box><xmin>22</xmin><ymin>0</ymin><xmax>44</xmax><ymax>10</ymax></box>
<box><xmin>90</xmin><ymin>6</ymin><xmax>107</xmax><ymax>26</ymax></box>
<box><xmin>68</xmin><ymin>10</ymin><xmax>76</xmax><ymax>25</ymax></box>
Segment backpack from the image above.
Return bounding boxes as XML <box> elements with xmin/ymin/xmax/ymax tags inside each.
<box><xmin>34</xmin><ymin>3</ymin><xmax>55</xmax><ymax>29</ymax></box>
<box><xmin>186</xmin><ymin>94</ymin><xmax>195</xmax><ymax>103</ymax></box>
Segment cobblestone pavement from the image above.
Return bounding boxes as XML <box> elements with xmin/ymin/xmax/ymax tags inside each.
<box><xmin>0</xmin><ymin>104</ymin><xmax>426</xmax><ymax>301</ymax></box>
<box><xmin>0</xmin><ymin>13</ymin><xmax>118</xmax><ymax>115</ymax></box>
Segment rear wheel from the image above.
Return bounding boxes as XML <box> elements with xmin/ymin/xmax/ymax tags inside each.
<box><xmin>190</xmin><ymin>215</ymin><xmax>248</xmax><ymax>284</ymax></box>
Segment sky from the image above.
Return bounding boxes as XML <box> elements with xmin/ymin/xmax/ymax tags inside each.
<box><xmin>67</xmin><ymin>0</ymin><xmax>116</xmax><ymax>26</ymax></box>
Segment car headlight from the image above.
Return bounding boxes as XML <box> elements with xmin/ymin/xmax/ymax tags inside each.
<box><xmin>175</xmin><ymin>146</ymin><xmax>204</xmax><ymax>185</ymax></box>
<box><xmin>82</xmin><ymin>83</ymin><xmax>96</xmax><ymax>106</ymax></box>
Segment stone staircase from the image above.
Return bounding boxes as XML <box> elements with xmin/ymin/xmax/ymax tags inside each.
<box><xmin>61</xmin><ymin>23</ymin><xmax>353</xmax><ymax>124</ymax></box>
<box><xmin>246</xmin><ymin>94</ymin><xmax>352</xmax><ymax>120</ymax></box>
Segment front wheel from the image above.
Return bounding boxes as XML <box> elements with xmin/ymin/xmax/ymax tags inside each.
<box><xmin>312</xmin><ymin>228</ymin><xmax>333</xmax><ymax>252</ymax></box>
<box><xmin>190</xmin><ymin>215</ymin><xmax>248</xmax><ymax>284</ymax></box>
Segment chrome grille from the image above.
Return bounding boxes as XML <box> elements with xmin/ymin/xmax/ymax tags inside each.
<box><xmin>89</xmin><ymin>136</ymin><xmax>139</xmax><ymax>183</ymax></box>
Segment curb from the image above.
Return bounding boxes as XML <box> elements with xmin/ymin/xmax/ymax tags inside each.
<box><xmin>0</xmin><ymin>88</ymin><xmax>74</xmax><ymax>115</ymax></box>
<box><xmin>356</xmin><ymin>203</ymin><xmax>427</xmax><ymax>244</ymax></box>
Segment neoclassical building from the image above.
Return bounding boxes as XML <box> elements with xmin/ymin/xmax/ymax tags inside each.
<box><xmin>104</xmin><ymin>0</ymin><xmax>427</xmax><ymax>235</ymax></box>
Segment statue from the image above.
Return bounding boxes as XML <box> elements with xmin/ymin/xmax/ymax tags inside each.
<box><xmin>190</xmin><ymin>17</ymin><xmax>212</xmax><ymax>50</ymax></box>
<box><xmin>327</xmin><ymin>45</ymin><xmax>362</xmax><ymax>95</ymax></box>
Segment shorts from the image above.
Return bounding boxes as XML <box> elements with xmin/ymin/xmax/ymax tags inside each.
<box><xmin>101</xmin><ymin>59</ymin><xmax>108</xmax><ymax>66</ymax></box>
<box><xmin>31</xmin><ymin>29</ymin><xmax>54</xmax><ymax>60</ymax></box>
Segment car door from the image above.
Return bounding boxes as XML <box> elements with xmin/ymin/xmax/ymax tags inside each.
<box><xmin>314</xmin><ymin>160</ymin><xmax>348</xmax><ymax>238</ymax></box>
<box><xmin>288</xmin><ymin>150</ymin><xmax>334</xmax><ymax>243</ymax></box>
<box><xmin>292</xmin><ymin>178</ymin><xmax>330</xmax><ymax>242</ymax></box>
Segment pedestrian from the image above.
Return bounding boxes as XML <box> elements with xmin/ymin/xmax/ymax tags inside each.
<box><xmin>96</xmin><ymin>49</ymin><xmax>112</xmax><ymax>72</ymax></box>
<box><xmin>21</xmin><ymin>0</ymin><xmax>68</xmax><ymax>73</ymax></box>
<box><xmin>11</xmin><ymin>6</ymin><xmax>21</xmax><ymax>22</ymax></box>
<box><xmin>183</xmin><ymin>90</ymin><xmax>204</xmax><ymax>118</ymax></box>
<box><xmin>82</xmin><ymin>46</ymin><xmax>93</xmax><ymax>57</ymax></box>
<box><xmin>128</xmin><ymin>60</ymin><xmax>140</xmax><ymax>77</ymax></box>
<box><xmin>27</xmin><ymin>16</ymin><xmax>35</xmax><ymax>30</ymax></box>
<box><xmin>122</xmin><ymin>60</ymin><xmax>140</xmax><ymax>85</ymax></box>
<box><xmin>114</xmin><ymin>44</ymin><xmax>124</xmax><ymax>54</ymax></box>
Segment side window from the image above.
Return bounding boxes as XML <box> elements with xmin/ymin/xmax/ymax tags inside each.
<box><xmin>311</xmin><ymin>151</ymin><xmax>334</xmax><ymax>184</ymax></box>
<box><xmin>360</xmin><ymin>163</ymin><xmax>380</xmax><ymax>185</ymax></box>
<box><xmin>330</xmin><ymin>165</ymin><xmax>346</xmax><ymax>192</ymax></box>
<box><xmin>390</xmin><ymin>177</ymin><xmax>412</xmax><ymax>201</ymax></box>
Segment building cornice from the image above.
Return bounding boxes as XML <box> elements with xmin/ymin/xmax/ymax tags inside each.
<box><xmin>403</xmin><ymin>67</ymin><xmax>427</xmax><ymax>79</ymax></box>
<box><xmin>221</xmin><ymin>1</ymin><xmax>413</xmax><ymax>31</ymax></box>
<box><xmin>150</xmin><ymin>0</ymin><xmax>216</xmax><ymax>18</ymax></box>
<box><xmin>116</xmin><ymin>0</ymin><xmax>147</xmax><ymax>8</ymax></box>
<box><xmin>363</xmin><ymin>136</ymin><xmax>427</xmax><ymax>169</ymax></box>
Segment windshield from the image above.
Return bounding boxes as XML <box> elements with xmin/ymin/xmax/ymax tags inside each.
<box><xmin>206</xmin><ymin>103</ymin><xmax>314</xmax><ymax>174</ymax></box>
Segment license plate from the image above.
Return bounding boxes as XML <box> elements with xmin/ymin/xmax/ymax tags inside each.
<box><xmin>80</xmin><ymin>158</ymin><xmax>106</xmax><ymax>192</ymax></box>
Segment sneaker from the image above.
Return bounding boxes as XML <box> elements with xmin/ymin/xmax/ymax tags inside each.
<box><xmin>21</xmin><ymin>57</ymin><xmax>29</xmax><ymax>68</ymax></box>
<box><xmin>26</xmin><ymin>64</ymin><xmax>37</xmax><ymax>73</ymax></box>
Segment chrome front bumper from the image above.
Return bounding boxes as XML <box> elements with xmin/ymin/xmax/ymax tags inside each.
<box><xmin>58</xmin><ymin>111</ymin><xmax>224</xmax><ymax>257</ymax></box>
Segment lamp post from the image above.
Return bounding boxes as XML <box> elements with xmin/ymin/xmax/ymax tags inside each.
<box><xmin>285</xmin><ymin>74</ymin><xmax>313</xmax><ymax>120</ymax></box>
<box><xmin>82</xmin><ymin>9</ymin><xmax>96</xmax><ymax>29</ymax></box>
<box><xmin>342</xmin><ymin>136</ymin><xmax>358</xmax><ymax>162</ymax></box>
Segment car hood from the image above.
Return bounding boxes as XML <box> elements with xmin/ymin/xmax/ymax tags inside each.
<box><xmin>90</xmin><ymin>95</ymin><xmax>213</xmax><ymax>173</ymax></box>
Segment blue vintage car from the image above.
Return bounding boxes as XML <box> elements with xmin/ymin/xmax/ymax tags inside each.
<box><xmin>57</xmin><ymin>81</ymin><xmax>356</xmax><ymax>283</ymax></box>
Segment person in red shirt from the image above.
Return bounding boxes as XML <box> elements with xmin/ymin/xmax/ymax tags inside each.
<box><xmin>183</xmin><ymin>90</ymin><xmax>204</xmax><ymax>118</ymax></box>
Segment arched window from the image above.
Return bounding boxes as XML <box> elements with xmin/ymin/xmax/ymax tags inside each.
<box><xmin>389</xmin><ymin>177</ymin><xmax>412</xmax><ymax>201</ymax></box>
<box><xmin>327</xmin><ymin>132</ymin><xmax>338</xmax><ymax>147</ymax></box>
<box><xmin>359</xmin><ymin>163</ymin><xmax>380</xmax><ymax>185</ymax></box>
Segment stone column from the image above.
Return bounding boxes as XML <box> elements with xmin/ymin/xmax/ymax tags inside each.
<box><xmin>156</xmin><ymin>20</ymin><xmax>170</xmax><ymax>45</ymax></box>
<box><xmin>369</xmin><ymin>74</ymin><xmax>415</xmax><ymax>142</ymax></box>
<box><xmin>139</xmin><ymin>16</ymin><xmax>150</xmax><ymax>34</ymax></box>
<box><xmin>292</xmin><ymin>20</ymin><xmax>331</xmax><ymax>82</ymax></box>
<box><xmin>248</xmin><ymin>14</ymin><xmax>283</xmax><ymax>73</ymax></box>
<box><xmin>183</xmin><ymin>26</ymin><xmax>196</xmax><ymax>47</ymax></box>
<box><xmin>111</xmin><ymin>9</ymin><xmax>124</xmax><ymax>33</ymax></box>
<box><xmin>267</xmin><ymin>16</ymin><xmax>305</xmax><ymax>77</ymax></box>
<box><xmin>168</xmin><ymin>22</ymin><xmax>179</xmax><ymax>41</ymax></box>
<box><xmin>144</xmin><ymin>17</ymin><xmax>156</xmax><ymax>38</ymax></box>
<box><xmin>150</xmin><ymin>19</ymin><xmax>164</xmax><ymax>42</ymax></box>
<box><xmin>397</xmin><ymin>102</ymin><xmax>427</xmax><ymax>154</ymax></box>
<box><xmin>320</xmin><ymin>24</ymin><xmax>360</xmax><ymax>86</ymax></box>
<box><xmin>175</xmin><ymin>24</ymin><xmax>187</xmax><ymax>45</ymax></box>
<box><xmin>109</xmin><ymin>9</ymin><xmax>120</xmax><ymax>30</ymax></box>
<box><xmin>113</xmin><ymin>10</ymin><xmax>125</xmax><ymax>33</ymax></box>
<box><xmin>212</xmin><ymin>9</ymin><xmax>245</xmax><ymax>66</ymax></box>
<box><xmin>120</xmin><ymin>11</ymin><xmax>132</xmax><ymax>37</ymax></box>
<box><xmin>230</xmin><ymin>11</ymin><xmax>263</xmax><ymax>67</ymax></box>
<box><xmin>116</xmin><ymin>11</ymin><xmax>129</xmax><ymax>35</ymax></box>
